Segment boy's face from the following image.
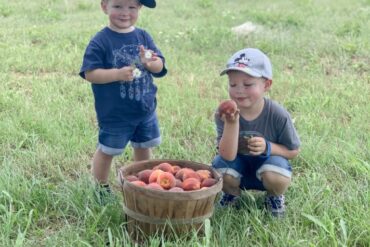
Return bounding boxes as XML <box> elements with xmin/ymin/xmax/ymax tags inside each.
<box><xmin>227</xmin><ymin>70</ymin><xmax>271</xmax><ymax>110</ymax></box>
<box><xmin>101</xmin><ymin>0</ymin><xmax>141</xmax><ymax>32</ymax></box>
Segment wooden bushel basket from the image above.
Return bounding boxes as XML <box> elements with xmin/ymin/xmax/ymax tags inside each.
<box><xmin>118</xmin><ymin>159</ymin><xmax>223</xmax><ymax>241</ymax></box>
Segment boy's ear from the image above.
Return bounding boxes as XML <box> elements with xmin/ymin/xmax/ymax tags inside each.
<box><xmin>101</xmin><ymin>1</ymin><xmax>108</xmax><ymax>14</ymax></box>
<box><xmin>264</xmin><ymin>79</ymin><xmax>272</xmax><ymax>91</ymax></box>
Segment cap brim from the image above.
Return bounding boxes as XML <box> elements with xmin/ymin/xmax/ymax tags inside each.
<box><xmin>140</xmin><ymin>0</ymin><xmax>156</xmax><ymax>8</ymax></box>
<box><xmin>220</xmin><ymin>67</ymin><xmax>262</xmax><ymax>77</ymax></box>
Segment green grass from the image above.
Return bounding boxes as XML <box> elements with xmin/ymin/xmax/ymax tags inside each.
<box><xmin>1</xmin><ymin>0</ymin><xmax>369</xmax><ymax>246</ymax></box>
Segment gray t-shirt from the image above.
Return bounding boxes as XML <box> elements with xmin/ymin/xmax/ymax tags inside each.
<box><xmin>215</xmin><ymin>98</ymin><xmax>300</xmax><ymax>153</ymax></box>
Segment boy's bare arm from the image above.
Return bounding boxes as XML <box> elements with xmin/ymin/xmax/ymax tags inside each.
<box><xmin>85</xmin><ymin>67</ymin><xmax>134</xmax><ymax>84</ymax></box>
<box><xmin>218</xmin><ymin>112</ymin><xmax>239</xmax><ymax>161</ymax></box>
<box><xmin>270</xmin><ymin>142</ymin><xmax>300</xmax><ymax>160</ymax></box>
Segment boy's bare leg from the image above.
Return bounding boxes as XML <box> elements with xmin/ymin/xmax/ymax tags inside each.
<box><xmin>92</xmin><ymin>148</ymin><xmax>113</xmax><ymax>184</ymax></box>
<box><xmin>222</xmin><ymin>174</ymin><xmax>242</xmax><ymax>196</ymax></box>
<box><xmin>133</xmin><ymin>147</ymin><xmax>152</xmax><ymax>161</ymax></box>
<box><xmin>261</xmin><ymin>171</ymin><xmax>291</xmax><ymax>195</ymax></box>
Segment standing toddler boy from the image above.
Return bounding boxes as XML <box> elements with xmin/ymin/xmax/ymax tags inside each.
<box><xmin>79</xmin><ymin>0</ymin><xmax>167</xmax><ymax>204</ymax></box>
<box><xmin>212</xmin><ymin>48</ymin><xmax>300</xmax><ymax>217</ymax></box>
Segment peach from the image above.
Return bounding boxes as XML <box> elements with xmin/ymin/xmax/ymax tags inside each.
<box><xmin>169</xmin><ymin>187</ymin><xmax>184</xmax><ymax>192</ymax></box>
<box><xmin>137</xmin><ymin>169</ymin><xmax>153</xmax><ymax>184</ymax></box>
<box><xmin>201</xmin><ymin>178</ymin><xmax>217</xmax><ymax>188</ymax></box>
<box><xmin>196</xmin><ymin>170</ymin><xmax>211</xmax><ymax>181</ymax></box>
<box><xmin>157</xmin><ymin>172</ymin><xmax>176</xmax><ymax>190</ymax></box>
<box><xmin>131</xmin><ymin>180</ymin><xmax>147</xmax><ymax>187</ymax></box>
<box><xmin>175</xmin><ymin>168</ymin><xmax>194</xmax><ymax>181</ymax></box>
<box><xmin>172</xmin><ymin>165</ymin><xmax>181</xmax><ymax>175</ymax></box>
<box><xmin>182</xmin><ymin>178</ymin><xmax>201</xmax><ymax>191</ymax></box>
<box><xmin>152</xmin><ymin>165</ymin><xmax>160</xmax><ymax>170</ymax></box>
<box><xmin>126</xmin><ymin>175</ymin><xmax>139</xmax><ymax>182</ymax></box>
<box><xmin>148</xmin><ymin>169</ymin><xmax>163</xmax><ymax>184</ymax></box>
<box><xmin>175</xmin><ymin>179</ymin><xmax>183</xmax><ymax>188</ymax></box>
<box><xmin>147</xmin><ymin>182</ymin><xmax>164</xmax><ymax>190</ymax></box>
<box><xmin>218</xmin><ymin>99</ymin><xmax>237</xmax><ymax>115</ymax></box>
<box><xmin>156</xmin><ymin>162</ymin><xmax>174</xmax><ymax>174</ymax></box>
<box><xmin>183</xmin><ymin>171</ymin><xmax>201</xmax><ymax>182</ymax></box>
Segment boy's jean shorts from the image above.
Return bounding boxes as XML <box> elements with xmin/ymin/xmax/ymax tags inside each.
<box><xmin>97</xmin><ymin>113</ymin><xmax>161</xmax><ymax>156</ymax></box>
<box><xmin>212</xmin><ymin>153</ymin><xmax>292</xmax><ymax>191</ymax></box>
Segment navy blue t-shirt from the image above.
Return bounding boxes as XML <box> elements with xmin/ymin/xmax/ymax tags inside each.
<box><xmin>79</xmin><ymin>27</ymin><xmax>167</xmax><ymax>127</ymax></box>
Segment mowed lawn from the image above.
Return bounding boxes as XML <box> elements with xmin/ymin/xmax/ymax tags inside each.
<box><xmin>0</xmin><ymin>0</ymin><xmax>369</xmax><ymax>246</ymax></box>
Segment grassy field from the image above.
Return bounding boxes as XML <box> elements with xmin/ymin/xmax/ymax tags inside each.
<box><xmin>1</xmin><ymin>0</ymin><xmax>369</xmax><ymax>246</ymax></box>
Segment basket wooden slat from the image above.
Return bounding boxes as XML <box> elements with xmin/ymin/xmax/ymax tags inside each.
<box><xmin>119</xmin><ymin>159</ymin><xmax>223</xmax><ymax>241</ymax></box>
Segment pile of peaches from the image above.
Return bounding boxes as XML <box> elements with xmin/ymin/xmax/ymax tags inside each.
<box><xmin>125</xmin><ymin>162</ymin><xmax>218</xmax><ymax>192</ymax></box>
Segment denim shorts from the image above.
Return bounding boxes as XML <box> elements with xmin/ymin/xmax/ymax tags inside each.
<box><xmin>98</xmin><ymin>112</ymin><xmax>161</xmax><ymax>156</ymax></box>
<box><xmin>212</xmin><ymin>154</ymin><xmax>292</xmax><ymax>191</ymax></box>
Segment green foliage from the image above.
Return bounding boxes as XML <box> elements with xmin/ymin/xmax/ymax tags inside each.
<box><xmin>1</xmin><ymin>0</ymin><xmax>369</xmax><ymax>246</ymax></box>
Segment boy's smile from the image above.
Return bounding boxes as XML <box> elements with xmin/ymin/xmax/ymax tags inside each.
<box><xmin>101</xmin><ymin>0</ymin><xmax>141</xmax><ymax>33</ymax></box>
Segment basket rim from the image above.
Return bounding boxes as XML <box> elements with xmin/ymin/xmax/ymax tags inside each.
<box><xmin>119</xmin><ymin>159</ymin><xmax>223</xmax><ymax>200</ymax></box>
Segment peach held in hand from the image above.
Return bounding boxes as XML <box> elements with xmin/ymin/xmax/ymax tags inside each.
<box><xmin>218</xmin><ymin>99</ymin><xmax>237</xmax><ymax>115</ymax></box>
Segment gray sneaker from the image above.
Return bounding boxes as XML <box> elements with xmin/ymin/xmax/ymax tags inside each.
<box><xmin>264</xmin><ymin>194</ymin><xmax>285</xmax><ymax>217</ymax></box>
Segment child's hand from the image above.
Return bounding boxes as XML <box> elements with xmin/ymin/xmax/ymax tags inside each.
<box><xmin>139</xmin><ymin>45</ymin><xmax>159</xmax><ymax>66</ymax></box>
<box><xmin>218</xmin><ymin>109</ymin><xmax>240</xmax><ymax>124</ymax></box>
<box><xmin>247</xmin><ymin>136</ymin><xmax>267</xmax><ymax>156</ymax></box>
<box><xmin>118</xmin><ymin>66</ymin><xmax>135</xmax><ymax>81</ymax></box>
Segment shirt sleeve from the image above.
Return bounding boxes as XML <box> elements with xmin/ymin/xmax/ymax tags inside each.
<box><xmin>79</xmin><ymin>39</ymin><xmax>105</xmax><ymax>79</ymax></box>
<box><xmin>276</xmin><ymin>111</ymin><xmax>301</xmax><ymax>150</ymax></box>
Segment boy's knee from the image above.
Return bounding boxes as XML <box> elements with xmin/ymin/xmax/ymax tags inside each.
<box><xmin>261</xmin><ymin>171</ymin><xmax>291</xmax><ymax>194</ymax></box>
<box><xmin>223</xmin><ymin>174</ymin><xmax>241</xmax><ymax>188</ymax></box>
<box><xmin>222</xmin><ymin>174</ymin><xmax>241</xmax><ymax>196</ymax></box>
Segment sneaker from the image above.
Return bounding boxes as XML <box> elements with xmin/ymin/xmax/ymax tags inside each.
<box><xmin>218</xmin><ymin>192</ymin><xmax>241</xmax><ymax>208</ymax></box>
<box><xmin>264</xmin><ymin>194</ymin><xmax>285</xmax><ymax>217</ymax></box>
<box><xmin>95</xmin><ymin>184</ymin><xmax>115</xmax><ymax>206</ymax></box>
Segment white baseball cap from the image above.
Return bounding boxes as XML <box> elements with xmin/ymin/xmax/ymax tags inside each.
<box><xmin>220</xmin><ymin>48</ymin><xmax>272</xmax><ymax>80</ymax></box>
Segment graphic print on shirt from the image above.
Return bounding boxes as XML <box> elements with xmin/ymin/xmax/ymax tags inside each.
<box><xmin>112</xmin><ymin>44</ymin><xmax>150</xmax><ymax>102</ymax></box>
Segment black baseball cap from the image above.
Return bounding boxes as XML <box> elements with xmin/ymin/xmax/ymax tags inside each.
<box><xmin>140</xmin><ymin>0</ymin><xmax>156</xmax><ymax>8</ymax></box>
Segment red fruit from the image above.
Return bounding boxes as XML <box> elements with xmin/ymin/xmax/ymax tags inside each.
<box><xmin>175</xmin><ymin>168</ymin><xmax>194</xmax><ymax>181</ymax></box>
<box><xmin>218</xmin><ymin>100</ymin><xmax>237</xmax><ymax>115</ymax></box>
<box><xmin>172</xmin><ymin>165</ymin><xmax>181</xmax><ymax>175</ymax></box>
<box><xmin>183</xmin><ymin>171</ymin><xmax>201</xmax><ymax>182</ymax></box>
<box><xmin>147</xmin><ymin>183</ymin><xmax>164</xmax><ymax>190</ymax></box>
<box><xmin>196</xmin><ymin>170</ymin><xmax>211</xmax><ymax>181</ymax></box>
<box><xmin>125</xmin><ymin>175</ymin><xmax>139</xmax><ymax>182</ymax></box>
<box><xmin>168</xmin><ymin>187</ymin><xmax>184</xmax><ymax>192</ymax></box>
<box><xmin>137</xmin><ymin>169</ymin><xmax>153</xmax><ymax>184</ymax></box>
<box><xmin>156</xmin><ymin>162</ymin><xmax>174</xmax><ymax>174</ymax></box>
<box><xmin>175</xmin><ymin>179</ymin><xmax>183</xmax><ymax>188</ymax></box>
<box><xmin>201</xmin><ymin>178</ymin><xmax>217</xmax><ymax>188</ymax></box>
<box><xmin>131</xmin><ymin>180</ymin><xmax>147</xmax><ymax>187</ymax></box>
<box><xmin>182</xmin><ymin>178</ymin><xmax>201</xmax><ymax>191</ymax></box>
<box><xmin>149</xmin><ymin>169</ymin><xmax>163</xmax><ymax>184</ymax></box>
<box><xmin>157</xmin><ymin>172</ymin><xmax>176</xmax><ymax>190</ymax></box>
